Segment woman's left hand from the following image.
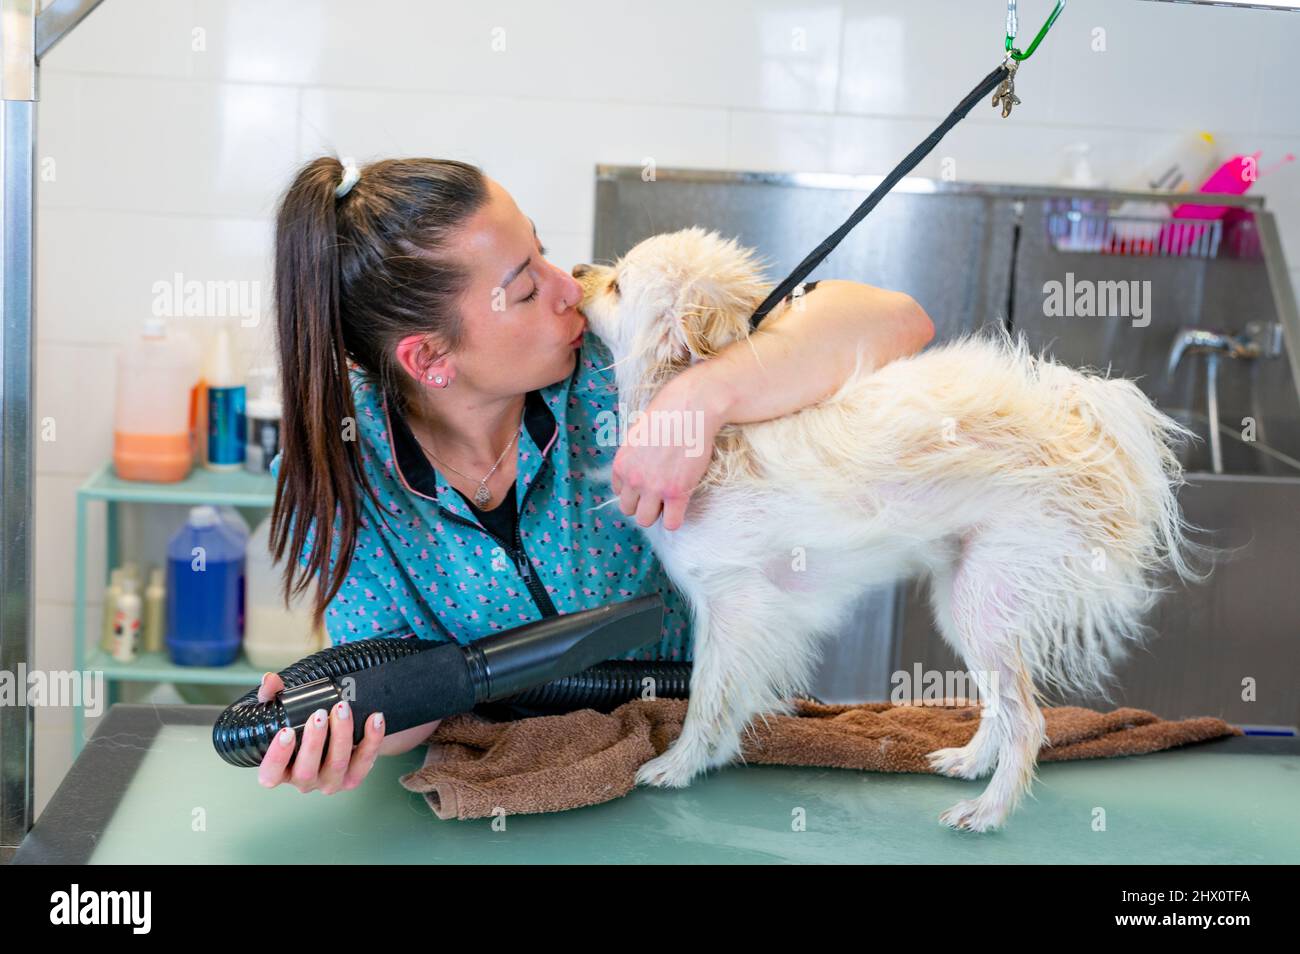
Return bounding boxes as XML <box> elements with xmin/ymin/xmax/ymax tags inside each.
<box><xmin>610</xmin><ymin>371</ymin><xmax>727</xmax><ymax>532</ymax></box>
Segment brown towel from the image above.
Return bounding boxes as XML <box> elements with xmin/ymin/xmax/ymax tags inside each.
<box><xmin>399</xmin><ymin>697</ymin><xmax>1241</xmax><ymax>821</ymax></box>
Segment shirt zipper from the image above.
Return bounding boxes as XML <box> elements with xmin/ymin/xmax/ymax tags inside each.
<box><xmin>435</xmin><ymin>453</ymin><xmax>559</xmax><ymax>619</ymax></box>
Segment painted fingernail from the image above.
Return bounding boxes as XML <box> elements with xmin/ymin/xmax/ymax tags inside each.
<box><xmin>372</xmin><ymin>713</ymin><xmax>384</xmax><ymax>731</ymax></box>
<box><xmin>277</xmin><ymin>727</ymin><xmax>294</xmax><ymax>746</ymax></box>
<box><xmin>312</xmin><ymin>708</ymin><xmax>327</xmax><ymax>727</ymax></box>
<box><xmin>337</xmin><ymin>701</ymin><xmax>350</xmax><ymax>720</ymax></box>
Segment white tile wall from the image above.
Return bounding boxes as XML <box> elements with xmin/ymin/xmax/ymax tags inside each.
<box><xmin>28</xmin><ymin>0</ymin><xmax>1300</xmax><ymax>815</ymax></box>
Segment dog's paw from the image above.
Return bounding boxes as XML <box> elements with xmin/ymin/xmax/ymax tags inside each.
<box><xmin>938</xmin><ymin>797</ymin><xmax>1008</xmax><ymax>833</ymax></box>
<box><xmin>926</xmin><ymin>744</ymin><xmax>995</xmax><ymax>780</ymax></box>
<box><xmin>635</xmin><ymin>747</ymin><xmax>707</xmax><ymax>789</ymax></box>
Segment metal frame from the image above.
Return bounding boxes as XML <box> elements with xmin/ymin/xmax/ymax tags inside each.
<box><xmin>594</xmin><ymin>164</ymin><xmax>1300</xmax><ymax>412</ymax></box>
<box><xmin>1</xmin><ymin>0</ymin><xmax>105</xmax><ymax>864</ymax></box>
<box><xmin>1141</xmin><ymin>1</ymin><xmax>1300</xmax><ymax>12</ymax></box>
<box><xmin>594</xmin><ymin>163</ymin><xmax>1270</xmax><ymax>208</ymax></box>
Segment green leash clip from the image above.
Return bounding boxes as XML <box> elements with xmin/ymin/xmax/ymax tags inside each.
<box><xmin>1004</xmin><ymin>0</ymin><xmax>1066</xmax><ymax>62</ymax></box>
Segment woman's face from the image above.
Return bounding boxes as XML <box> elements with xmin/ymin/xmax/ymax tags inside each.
<box><xmin>441</xmin><ymin>176</ymin><xmax>587</xmax><ymax>396</ymax></box>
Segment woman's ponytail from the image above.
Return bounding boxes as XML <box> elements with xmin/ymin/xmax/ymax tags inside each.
<box><xmin>269</xmin><ymin>156</ymin><xmax>487</xmax><ymax>626</ymax></box>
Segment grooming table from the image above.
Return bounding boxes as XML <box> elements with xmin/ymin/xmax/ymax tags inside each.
<box><xmin>12</xmin><ymin>704</ymin><xmax>1299</xmax><ymax>864</ymax></box>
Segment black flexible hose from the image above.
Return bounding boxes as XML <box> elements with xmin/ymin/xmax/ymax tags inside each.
<box><xmin>503</xmin><ymin>660</ymin><xmax>692</xmax><ymax>711</ymax></box>
<box><xmin>213</xmin><ymin>638</ymin><xmax>691</xmax><ymax>767</ymax></box>
<box><xmin>213</xmin><ymin>635</ymin><xmax>438</xmax><ymax>767</ymax></box>
<box><xmin>213</xmin><ymin>597</ymin><xmax>692</xmax><ymax>768</ymax></box>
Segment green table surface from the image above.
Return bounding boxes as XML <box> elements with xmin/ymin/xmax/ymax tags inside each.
<box><xmin>14</xmin><ymin>704</ymin><xmax>1300</xmax><ymax>864</ymax></box>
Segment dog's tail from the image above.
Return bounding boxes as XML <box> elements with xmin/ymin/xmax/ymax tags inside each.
<box><xmin>1006</xmin><ymin>327</ymin><xmax>1216</xmax><ymax>700</ymax></box>
<box><xmin>1067</xmin><ymin>353</ymin><xmax>1213</xmax><ymax>588</ymax></box>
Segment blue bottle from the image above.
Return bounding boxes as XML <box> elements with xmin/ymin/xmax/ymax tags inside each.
<box><xmin>204</xmin><ymin>327</ymin><xmax>246</xmax><ymax>471</ymax></box>
<box><xmin>165</xmin><ymin>505</ymin><xmax>246</xmax><ymax>666</ymax></box>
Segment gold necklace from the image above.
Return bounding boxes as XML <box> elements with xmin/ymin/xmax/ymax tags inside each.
<box><xmin>411</xmin><ymin>427</ymin><xmax>519</xmax><ymax>507</ymax></box>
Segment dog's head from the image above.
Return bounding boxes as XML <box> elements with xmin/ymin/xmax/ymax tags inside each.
<box><xmin>573</xmin><ymin>227</ymin><xmax>771</xmax><ymax>401</ymax></box>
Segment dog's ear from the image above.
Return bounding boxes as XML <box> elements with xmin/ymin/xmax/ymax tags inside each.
<box><xmin>669</xmin><ymin>235</ymin><xmax>770</xmax><ymax>364</ymax></box>
<box><xmin>677</xmin><ymin>301</ymin><xmax>740</xmax><ymax>365</ymax></box>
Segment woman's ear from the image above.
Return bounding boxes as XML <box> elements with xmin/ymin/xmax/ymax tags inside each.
<box><xmin>394</xmin><ymin>334</ymin><xmax>452</xmax><ymax>386</ymax></box>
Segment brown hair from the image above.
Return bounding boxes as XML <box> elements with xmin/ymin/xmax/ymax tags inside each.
<box><xmin>270</xmin><ymin>156</ymin><xmax>489</xmax><ymax>626</ymax></box>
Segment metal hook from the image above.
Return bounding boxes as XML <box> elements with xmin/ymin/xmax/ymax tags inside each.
<box><xmin>1004</xmin><ymin>0</ymin><xmax>1066</xmax><ymax>62</ymax></box>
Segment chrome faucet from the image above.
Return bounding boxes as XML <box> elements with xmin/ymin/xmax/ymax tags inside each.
<box><xmin>1166</xmin><ymin>322</ymin><xmax>1283</xmax><ymax>474</ymax></box>
<box><xmin>1166</xmin><ymin>328</ymin><xmax>1265</xmax><ymax>377</ymax></box>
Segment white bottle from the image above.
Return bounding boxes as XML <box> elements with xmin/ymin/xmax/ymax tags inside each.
<box><xmin>204</xmin><ymin>326</ymin><xmax>246</xmax><ymax>471</ymax></box>
<box><xmin>1134</xmin><ymin>131</ymin><xmax>1219</xmax><ymax>194</ymax></box>
<box><xmin>245</xmin><ymin>378</ymin><xmax>283</xmax><ymax>474</ymax></box>
<box><xmin>143</xmin><ymin>567</ymin><xmax>166</xmax><ymax>654</ymax></box>
<box><xmin>1112</xmin><ymin>132</ymin><xmax>1220</xmax><ymax>247</ymax></box>
<box><xmin>1056</xmin><ymin>143</ymin><xmax>1102</xmax><ymax>189</ymax></box>
<box><xmin>112</xmin><ymin>318</ymin><xmax>201</xmax><ymax>483</ymax></box>
<box><xmin>112</xmin><ymin>578</ymin><xmax>143</xmax><ymax>663</ymax></box>
<box><xmin>100</xmin><ymin>567</ymin><xmax>124</xmax><ymax>653</ymax></box>
<box><xmin>243</xmin><ymin>515</ymin><xmax>326</xmax><ymax>670</ymax></box>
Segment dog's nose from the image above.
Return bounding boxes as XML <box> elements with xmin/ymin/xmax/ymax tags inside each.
<box><xmin>572</xmin><ymin>263</ymin><xmax>591</xmax><ymax>279</ymax></box>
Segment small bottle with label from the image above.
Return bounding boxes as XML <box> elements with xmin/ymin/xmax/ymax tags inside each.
<box><xmin>112</xmin><ymin>577</ymin><xmax>143</xmax><ymax>663</ymax></box>
<box><xmin>205</xmin><ymin>326</ymin><xmax>246</xmax><ymax>471</ymax></box>
<box><xmin>143</xmin><ymin>567</ymin><xmax>166</xmax><ymax>654</ymax></box>
<box><xmin>100</xmin><ymin>567</ymin><xmax>124</xmax><ymax>653</ymax></box>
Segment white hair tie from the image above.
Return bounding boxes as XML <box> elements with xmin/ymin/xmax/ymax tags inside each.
<box><xmin>335</xmin><ymin>159</ymin><xmax>360</xmax><ymax>198</ymax></box>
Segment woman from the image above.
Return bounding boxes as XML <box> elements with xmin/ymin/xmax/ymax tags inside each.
<box><xmin>257</xmin><ymin>156</ymin><xmax>934</xmax><ymax>793</ymax></box>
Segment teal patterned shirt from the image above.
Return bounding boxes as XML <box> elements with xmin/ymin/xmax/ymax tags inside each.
<box><xmin>272</xmin><ymin>335</ymin><xmax>694</xmax><ymax>662</ymax></box>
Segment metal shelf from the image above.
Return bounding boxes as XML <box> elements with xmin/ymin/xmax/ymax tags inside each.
<box><xmin>1046</xmin><ymin>209</ymin><xmax>1226</xmax><ymax>258</ymax></box>
<box><xmin>73</xmin><ymin>461</ymin><xmax>278</xmax><ymax>754</ymax></box>
<box><xmin>87</xmin><ymin>648</ymin><xmax>264</xmax><ymax>686</ymax></box>
<box><xmin>78</xmin><ymin>460</ymin><xmax>276</xmax><ymax>506</ymax></box>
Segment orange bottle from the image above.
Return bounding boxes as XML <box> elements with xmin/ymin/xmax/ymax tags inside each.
<box><xmin>113</xmin><ymin>319</ymin><xmax>201</xmax><ymax>483</ymax></box>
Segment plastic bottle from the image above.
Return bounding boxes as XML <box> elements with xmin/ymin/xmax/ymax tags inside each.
<box><xmin>205</xmin><ymin>326</ymin><xmax>246</xmax><ymax>471</ymax></box>
<box><xmin>244</xmin><ymin>516</ymin><xmax>327</xmax><ymax>670</ymax></box>
<box><xmin>113</xmin><ymin>318</ymin><xmax>201</xmax><ymax>482</ymax></box>
<box><xmin>1056</xmin><ymin>143</ymin><xmax>1102</xmax><ymax>189</ymax></box>
<box><xmin>218</xmin><ymin>508</ymin><xmax>249</xmax><ymax>635</ymax></box>
<box><xmin>143</xmin><ymin>567</ymin><xmax>166</xmax><ymax>654</ymax></box>
<box><xmin>165</xmin><ymin>505</ymin><xmax>246</xmax><ymax>666</ymax></box>
<box><xmin>1050</xmin><ymin>143</ymin><xmax>1107</xmax><ymax>252</ymax></box>
<box><xmin>100</xmin><ymin>567</ymin><xmax>124</xmax><ymax>653</ymax></box>
<box><xmin>112</xmin><ymin>577</ymin><xmax>142</xmax><ymax>663</ymax></box>
<box><xmin>1109</xmin><ymin>132</ymin><xmax>1220</xmax><ymax>248</ymax></box>
<box><xmin>194</xmin><ymin>368</ymin><xmax>209</xmax><ymax>468</ymax></box>
<box><xmin>1111</xmin><ymin>131</ymin><xmax>1218</xmax><ymax>198</ymax></box>
<box><xmin>244</xmin><ymin>373</ymin><xmax>283</xmax><ymax>475</ymax></box>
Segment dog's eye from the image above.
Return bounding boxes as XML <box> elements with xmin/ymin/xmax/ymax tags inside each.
<box><xmin>609</xmin><ymin>278</ymin><xmax>620</xmax><ymax>296</ymax></box>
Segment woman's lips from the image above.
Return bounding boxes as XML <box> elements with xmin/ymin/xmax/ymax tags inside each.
<box><xmin>569</xmin><ymin>319</ymin><xmax>587</xmax><ymax>345</ymax></box>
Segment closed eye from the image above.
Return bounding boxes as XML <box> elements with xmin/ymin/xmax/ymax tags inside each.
<box><xmin>519</xmin><ymin>237</ymin><xmax>547</xmax><ymax>304</ymax></box>
<box><xmin>610</xmin><ymin>277</ymin><xmax>620</xmax><ymax>296</ymax></box>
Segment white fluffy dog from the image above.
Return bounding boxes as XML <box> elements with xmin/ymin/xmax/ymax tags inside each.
<box><xmin>574</xmin><ymin>226</ymin><xmax>1207</xmax><ymax>832</ymax></box>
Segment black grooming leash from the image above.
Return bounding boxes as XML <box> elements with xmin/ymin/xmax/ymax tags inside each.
<box><xmin>747</xmin><ymin>61</ymin><xmax>1013</xmax><ymax>331</ymax></box>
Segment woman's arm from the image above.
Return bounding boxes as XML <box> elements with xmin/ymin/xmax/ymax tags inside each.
<box><xmin>611</xmin><ymin>281</ymin><xmax>935</xmax><ymax>530</ymax></box>
<box><xmin>680</xmin><ymin>280</ymin><xmax>933</xmax><ymax>425</ymax></box>
<box><xmin>378</xmin><ymin>721</ymin><xmax>442</xmax><ymax>755</ymax></box>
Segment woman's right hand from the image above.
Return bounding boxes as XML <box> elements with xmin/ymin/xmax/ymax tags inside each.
<box><xmin>254</xmin><ymin>671</ymin><xmax>388</xmax><ymax>795</ymax></box>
